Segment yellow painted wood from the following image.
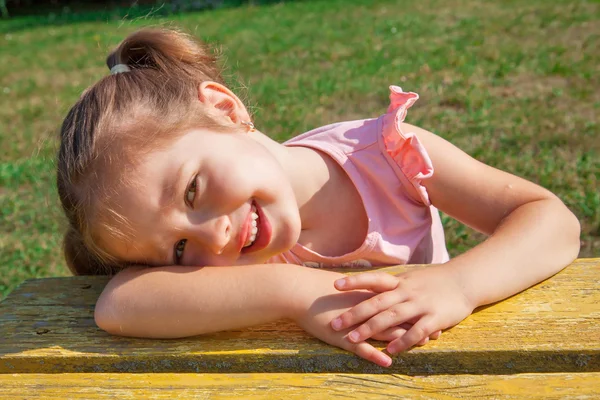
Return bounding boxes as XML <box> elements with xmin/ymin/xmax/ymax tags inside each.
<box><xmin>1</xmin><ymin>258</ymin><xmax>599</xmax><ymax>374</ymax></box>
<box><xmin>0</xmin><ymin>373</ymin><xmax>598</xmax><ymax>399</ymax></box>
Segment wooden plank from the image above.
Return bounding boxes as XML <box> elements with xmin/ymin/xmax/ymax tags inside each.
<box><xmin>0</xmin><ymin>372</ymin><xmax>598</xmax><ymax>399</ymax></box>
<box><xmin>1</xmin><ymin>258</ymin><xmax>599</xmax><ymax>374</ymax></box>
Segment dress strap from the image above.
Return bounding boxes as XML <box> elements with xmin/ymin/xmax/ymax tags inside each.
<box><xmin>381</xmin><ymin>85</ymin><xmax>434</xmax><ymax>205</ymax></box>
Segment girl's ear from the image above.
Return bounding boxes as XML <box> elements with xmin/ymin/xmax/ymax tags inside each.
<box><xmin>198</xmin><ymin>82</ymin><xmax>251</xmax><ymax>125</ymax></box>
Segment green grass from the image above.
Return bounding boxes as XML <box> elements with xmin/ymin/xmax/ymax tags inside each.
<box><xmin>1</xmin><ymin>0</ymin><xmax>599</xmax><ymax>299</ymax></box>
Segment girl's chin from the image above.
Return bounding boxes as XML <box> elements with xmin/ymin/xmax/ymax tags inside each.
<box><xmin>277</xmin><ymin>224</ymin><xmax>301</xmax><ymax>251</ymax></box>
<box><xmin>252</xmin><ymin>239</ymin><xmax>295</xmax><ymax>264</ymax></box>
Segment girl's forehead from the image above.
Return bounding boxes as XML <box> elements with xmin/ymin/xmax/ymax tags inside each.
<box><xmin>137</xmin><ymin>129</ymin><xmax>223</xmax><ymax>164</ymax></box>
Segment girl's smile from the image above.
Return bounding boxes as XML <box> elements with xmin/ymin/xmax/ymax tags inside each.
<box><xmin>240</xmin><ymin>201</ymin><xmax>273</xmax><ymax>254</ymax></box>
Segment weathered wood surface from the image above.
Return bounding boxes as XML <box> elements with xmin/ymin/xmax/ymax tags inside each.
<box><xmin>1</xmin><ymin>258</ymin><xmax>599</xmax><ymax>374</ymax></box>
<box><xmin>1</xmin><ymin>372</ymin><xmax>599</xmax><ymax>399</ymax></box>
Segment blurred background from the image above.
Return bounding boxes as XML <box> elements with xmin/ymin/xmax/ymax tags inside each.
<box><xmin>1</xmin><ymin>0</ymin><xmax>598</xmax><ymax>299</ymax></box>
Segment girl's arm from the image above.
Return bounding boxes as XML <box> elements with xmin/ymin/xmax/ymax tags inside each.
<box><xmin>95</xmin><ymin>263</ymin><xmax>307</xmax><ymax>338</ymax></box>
<box><xmin>94</xmin><ymin>263</ymin><xmax>396</xmax><ymax>367</ymax></box>
<box><xmin>331</xmin><ymin>123</ymin><xmax>581</xmax><ymax>354</ymax></box>
<box><xmin>411</xmin><ymin>122</ymin><xmax>581</xmax><ymax>306</ymax></box>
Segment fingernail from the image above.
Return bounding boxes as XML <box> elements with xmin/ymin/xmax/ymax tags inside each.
<box><xmin>332</xmin><ymin>318</ymin><xmax>342</xmax><ymax>330</ymax></box>
<box><xmin>380</xmin><ymin>355</ymin><xmax>392</xmax><ymax>367</ymax></box>
<box><xmin>335</xmin><ymin>279</ymin><xmax>345</xmax><ymax>288</ymax></box>
<box><xmin>349</xmin><ymin>331</ymin><xmax>360</xmax><ymax>342</ymax></box>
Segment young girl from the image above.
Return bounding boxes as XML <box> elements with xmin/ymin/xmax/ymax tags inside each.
<box><xmin>57</xmin><ymin>27</ymin><xmax>581</xmax><ymax>368</ymax></box>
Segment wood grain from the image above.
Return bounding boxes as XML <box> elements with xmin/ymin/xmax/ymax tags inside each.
<box><xmin>1</xmin><ymin>373</ymin><xmax>598</xmax><ymax>399</ymax></box>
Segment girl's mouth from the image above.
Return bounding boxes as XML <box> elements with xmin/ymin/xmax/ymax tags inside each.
<box><xmin>241</xmin><ymin>201</ymin><xmax>272</xmax><ymax>254</ymax></box>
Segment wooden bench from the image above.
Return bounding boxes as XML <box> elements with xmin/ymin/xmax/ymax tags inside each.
<box><xmin>1</xmin><ymin>258</ymin><xmax>599</xmax><ymax>398</ymax></box>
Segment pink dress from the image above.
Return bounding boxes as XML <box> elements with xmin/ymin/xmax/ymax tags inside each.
<box><xmin>268</xmin><ymin>86</ymin><xmax>449</xmax><ymax>268</ymax></box>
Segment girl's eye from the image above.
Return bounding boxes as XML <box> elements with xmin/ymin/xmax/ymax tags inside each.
<box><xmin>186</xmin><ymin>176</ymin><xmax>197</xmax><ymax>206</ymax></box>
<box><xmin>174</xmin><ymin>239</ymin><xmax>187</xmax><ymax>264</ymax></box>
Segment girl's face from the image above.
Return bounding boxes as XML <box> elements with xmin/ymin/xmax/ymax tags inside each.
<box><xmin>99</xmin><ymin>127</ymin><xmax>302</xmax><ymax>267</ymax></box>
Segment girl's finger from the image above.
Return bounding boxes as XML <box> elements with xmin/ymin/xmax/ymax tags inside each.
<box><xmin>347</xmin><ymin>303</ymin><xmax>420</xmax><ymax>343</ymax></box>
<box><xmin>371</xmin><ymin>323</ymin><xmax>412</xmax><ymax>341</ymax></box>
<box><xmin>334</xmin><ymin>272</ymin><xmax>399</xmax><ymax>293</ymax></box>
<box><xmin>343</xmin><ymin>339</ymin><xmax>392</xmax><ymax>368</ymax></box>
<box><xmin>372</xmin><ymin>326</ymin><xmax>442</xmax><ymax>342</ymax></box>
<box><xmin>387</xmin><ymin>316</ymin><xmax>436</xmax><ymax>354</ymax></box>
<box><xmin>331</xmin><ymin>291</ymin><xmax>404</xmax><ymax>331</ymax></box>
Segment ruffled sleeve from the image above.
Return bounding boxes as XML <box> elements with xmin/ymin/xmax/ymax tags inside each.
<box><xmin>382</xmin><ymin>85</ymin><xmax>434</xmax><ymax>205</ymax></box>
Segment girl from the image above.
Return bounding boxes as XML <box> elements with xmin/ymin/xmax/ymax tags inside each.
<box><xmin>57</xmin><ymin>28</ymin><xmax>581</xmax><ymax>368</ymax></box>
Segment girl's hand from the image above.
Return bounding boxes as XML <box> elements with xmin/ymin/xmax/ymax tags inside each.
<box><xmin>330</xmin><ymin>266</ymin><xmax>475</xmax><ymax>354</ymax></box>
<box><xmin>290</xmin><ymin>268</ymin><xmax>430</xmax><ymax>368</ymax></box>
<box><xmin>293</xmin><ymin>289</ymin><xmax>394</xmax><ymax>367</ymax></box>
<box><xmin>371</xmin><ymin>322</ymin><xmax>442</xmax><ymax>345</ymax></box>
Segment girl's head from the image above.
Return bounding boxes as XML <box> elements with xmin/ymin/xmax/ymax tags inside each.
<box><xmin>57</xmin><ymin>28</ymin><xmax>301</xmax><ymax>275</ymax></box>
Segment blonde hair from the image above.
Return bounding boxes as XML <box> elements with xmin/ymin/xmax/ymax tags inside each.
<box><xmin>57</xmin><ymin>27</ymin><xmax>242</xmax><ymax>275</ymax></box>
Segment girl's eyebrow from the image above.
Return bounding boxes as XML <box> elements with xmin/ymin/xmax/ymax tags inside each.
<box><xmin>160</xmin><ymin>162</ymin><xmax>187</xmax><ymax>209</ymax></box>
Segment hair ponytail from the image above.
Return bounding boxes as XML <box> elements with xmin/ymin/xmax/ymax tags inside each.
<box><xmin>106</xmin><ymin>27</ymin><xmax>224</xmax><ymax>84</ymax></box>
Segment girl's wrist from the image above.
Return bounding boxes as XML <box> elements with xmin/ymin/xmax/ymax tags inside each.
<box><xmin>265</xmin><ymin>264</ymin><xmax>302</xmax><ymax>321</ymax></box>
<box><xmin>269</xmin><ymin>264</ymin><xmax>318</xmax><ymax>321</ymax></box>
<box><xmin>441</xmin><ymin>261</ymin><xmax>480</xmax><ymax>311</ymax></box>
<box><xmin>279</xmin><ymin>266</ymin><xmax>346</xmax><ymax>322</ymax></box>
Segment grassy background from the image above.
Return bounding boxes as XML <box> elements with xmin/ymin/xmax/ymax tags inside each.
<box><xmin>1</xmin><ymin>0</ymin><xmax>599</xmax><ymax>300</ymax></box>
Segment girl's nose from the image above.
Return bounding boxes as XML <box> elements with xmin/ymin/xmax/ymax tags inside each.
<box><xmin>188</xmin><ymin>214</ymin><xmax>232</xmax><ymax>256</ymax></box>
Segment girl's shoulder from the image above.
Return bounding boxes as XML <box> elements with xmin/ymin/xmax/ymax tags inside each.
<box><xmin>283</xmin><ymin>117</ymin><xmax>380</xmax><ymax>158</ymax></box>
<box><xmin>285</xmin><ymin>86</ymin><xmax>433</xmax><ymax>205</ymax></box>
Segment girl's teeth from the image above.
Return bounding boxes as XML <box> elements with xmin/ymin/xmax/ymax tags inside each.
<box><xmin>244</xmin><ymin>205</ymin><xmax>260</xmax><ymax>248</ymax></box>
<box><xmin>244</xmin><ymin>233</ymin><xmax>256</xmax><ymax>248</ymax></box>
